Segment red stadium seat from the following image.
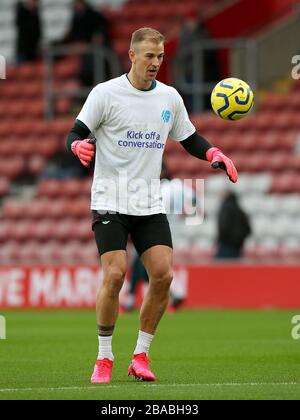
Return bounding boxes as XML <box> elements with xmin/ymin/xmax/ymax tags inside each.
<box><xmin>271</xmin><ymin>172</ymin><xmax>300</xmax><ymax>194</ymax></box>
<box><xmin>73</xmin><ymin>219</ymin><xmax>94</xmax><ymax>242</ymax></box>
<box><xmin>35</xmin><ymin>136</ymin><xmax>60</xmax><ymax>158</ymax></box>
<box><xmin>0</xmin><ymin>156</ymin><xmax>25</xmax><ymax>180</ymax></box>
<box><xmin>22</xmin><ymin>81</ymin><xmax>43</xmax><ymax>98</ymax></box>
<box><xmin>17</xmin><ymin>241</ymin><xmax>40</xmax><ymax>263</ymax></box>
<box><xmin>37</xmin><ymin>240</ymin><xmax>61</xmax><ymax>264</ymax></box>
<box><xmin>225</xmin><ymin>132</ymin><xmax>248</xmax><ymax>153</ymax></box>
<box><xmin>0</xmin><ymin>241</ymin><xmax>20</xmax><ymax>264</ymax></box>
<box><xmin>9</xmin><ymin>220</ymin><xmax>33</xmax><ymax>242</ymax></box>
<box><xmin>52</xmin><ymin>218</ymin><xmax>75</xmax><ymax>241</ymax></box>
<box><xmin>44</xmin><ymin>200</ymin><xmax>69</xmax><ymax>219</ymax></box>
<box><xmin>30</xmin><ymin>219</ymin><xmax>56</xmax><ymax>241</ymax></box>
<box><xmin>24</xmin><ymin>199</ymin><xmax>51</xmax><ymax>220</ymax></box>
<box><xmin>267</xmin><ymin>152</ymin><xmax>291</xmax><ymax>172</ymax></box>
<box><xmin>58</xmin><ymin>241</ymin><xmax>81</xmax><ymax>264</ymax></box>
<box><xmin>54</xmin><ymin>57</ymin><xmax>80</xmax><ymax>79</ymax></box>
<box><xmin>2</xmin><ymin>200</ymin><xmax>25</xmax><ymax>220</ymax></box>
<box><xmin>0</xmin><ymin>120</ymin><xmax>12</xmax><ymax>136</ymax></box>
<box><xmin>280</xmin><ymin>131</ymin><xmax>297</xmax><ymax>150</ymax></box>
<box><xmin>65</xmin><ymin>199</ymin><xmax>89</xmax><ymax>218</ymax></box>
<box><xmin>0</xmin><ymin>177</ymin><xmax>10</xmax><ymax>197</ymax></box>
<box><xmin>289</xmin><ymin>155</ymin><xmax>300</xmax><ymax>171</ymax></box>
<box><xmin>63</xmin><ymin>179</ymin><xmax>84</xmax><ymax>197</ymax></box>
<box><xmin>0</xmin><ymin>221</ymin><xmax>15</xmax><ymax>243</ymax></box>
<box><xmin>76</xmin><ymin>240</ymin><xmax>99</xmax><ymax>264</ymax></box>
<box><xmin>38</xmin><ymin>179</ymin><xmax>62</xmax><ymax>197</ymax></box>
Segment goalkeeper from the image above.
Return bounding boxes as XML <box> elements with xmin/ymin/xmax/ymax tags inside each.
<box><xmin>66</xmin><ymin>27</ymin><xmax>237</xmax><ymax>383</ymax></box>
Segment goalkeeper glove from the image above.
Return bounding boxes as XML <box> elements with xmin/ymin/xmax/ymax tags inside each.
<box><xmin>71</xmin><ymin>138</ymin><xmax>95</xmax><ymax>167</ymax></box>
<box><xmin>206</xmin><ymin>147</ymin><xmax>238</xmax><ymax>183</ymax></box>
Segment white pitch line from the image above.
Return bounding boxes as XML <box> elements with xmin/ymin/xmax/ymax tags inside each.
<box><xmin>0</xmin><ymin>383</ymin><xmax>299</xmax><ymax>393</ymax></box>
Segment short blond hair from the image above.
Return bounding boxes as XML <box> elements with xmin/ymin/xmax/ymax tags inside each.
<box><xmin>130</xmin><ymin>27</ymin><xmax>165</xmax><ymax>48</ymax></box>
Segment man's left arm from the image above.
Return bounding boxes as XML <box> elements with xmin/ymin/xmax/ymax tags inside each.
<box><xmin>179</xmin><ymin>131</ymin><xmax>238</xmax><ymax>183</ymax></box>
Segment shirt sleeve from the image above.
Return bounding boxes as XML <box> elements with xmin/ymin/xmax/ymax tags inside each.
<box><xmin>169</xmin><ymin>91</ymin><xmax>196</xmax><ymax>142</ymax></box>
<box><xmin>76</xmin><ymin>86</ymin><xmax>106</xmax><ymax>132</ymax></box>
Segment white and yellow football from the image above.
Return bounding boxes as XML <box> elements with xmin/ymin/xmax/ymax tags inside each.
<box><xmin>211</xmin><ymin>77</ymin><xmax>254</xmax><ymax>121</ymax></box>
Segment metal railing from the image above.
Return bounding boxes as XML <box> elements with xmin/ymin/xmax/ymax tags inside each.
<box><xmin>173</xmin><ymin>38</ymin><xmax>257</xmax><ymax>113</ymax></box>
<box><xmin>43</xmin><ymin>44</ymin><xmax>122</xmax><ymax>119</ymax></box>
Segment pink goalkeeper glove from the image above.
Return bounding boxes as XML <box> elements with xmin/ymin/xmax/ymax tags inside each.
<box><xmin>206</xmin><ymin>147</ymin><xmax>238</xmax><ymax>183</ymax></box>
<box><xmin>71</xmin><ymin>138</ymin><xmax>95</xmax><ymax>167</ymax></box>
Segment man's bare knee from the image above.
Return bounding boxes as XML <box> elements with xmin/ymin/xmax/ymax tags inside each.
<box><xmin>150</xmin><ymin>268</ymin><xmax>173</xmax><ymax>293</ymax></box>
<box><xmin>102</xmin><ymin>264</ymin><xmax>126</xmax><ymax>296</ymax></box>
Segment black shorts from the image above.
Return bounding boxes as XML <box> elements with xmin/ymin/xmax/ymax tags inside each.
<box><xmin>92</xmin><ymin>211</ymin><xmax>173</xmax><ymax>256</ymax></box>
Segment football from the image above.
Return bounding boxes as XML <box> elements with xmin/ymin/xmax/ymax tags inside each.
<box><xmin>211</xmin><ymin>77</ymin><xmax>254</xmax><ymax>121</ymax></box>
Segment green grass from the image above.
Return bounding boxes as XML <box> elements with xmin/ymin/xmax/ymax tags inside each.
<box><xmin>0</xmin><ymin>309</ymin><xmax>300</xmax><ymax>400</ymax></box>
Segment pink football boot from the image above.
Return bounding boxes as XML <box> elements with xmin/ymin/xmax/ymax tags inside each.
<box><xmin>128</xmin><ymin>353</ymin><xmax>156</xmax><ymax>381</ymax></box>
<box><xmin>90</xmin><ymin>358</ymin><xmax>113</xmax><ymax>383</ymax></box>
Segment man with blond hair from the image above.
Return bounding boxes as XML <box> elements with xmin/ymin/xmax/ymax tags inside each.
<box><xmin>66</xmin><ymin>27</ymin><xmax>237</xmax><ymax>383</ymax></box>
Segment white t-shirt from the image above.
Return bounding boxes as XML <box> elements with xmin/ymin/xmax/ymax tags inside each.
<box><xmin>77</xmin><ymin>74</ymin><xmax>196</xmax><ymax>215</ymax></box>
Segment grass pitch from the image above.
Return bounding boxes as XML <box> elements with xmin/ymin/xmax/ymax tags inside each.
<box><xmin>0</xmin><ymin>309</ymin><xmax>299</xmax><ymax>400</ymax></box>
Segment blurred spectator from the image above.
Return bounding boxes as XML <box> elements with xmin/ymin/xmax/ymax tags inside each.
<box><xmin>63</xmin><ymin>0</ymin><xmax>110</xmax><ymax>45</ymax></box>
<box><xmin>215</xmin><ymin>191</ymin><xmax>251</xmax><ymax>259</ymax></box>
<box><xmin>15</xmin><ymin>0</ymin><xmax>41</xmax><ymax>63</ymax></box>
<box><xmin>175</xmin><ymin>8</ymin><xmax>219</xmax><ymax>111</ymax></box>
<box><xmin>60</xmin><ymin>0</ymin><xmax>112</xmax><ymax>87</ymax></box>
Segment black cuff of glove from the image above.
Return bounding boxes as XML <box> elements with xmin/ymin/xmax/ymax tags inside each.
<box><xmin>180</xmin><ymin>131</ymin><xmax>213</xmax><ymax>161</ymax></box>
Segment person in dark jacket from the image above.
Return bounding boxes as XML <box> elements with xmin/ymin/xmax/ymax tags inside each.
<box><xmin>64</xmin><ymin>0</ymin><xmax>109</xmax><ymax>45</ymax></box>
<box><xmin>63</xmin><ymin>0</ymin><xmax>111</xmax><ymax>87</ymax></box>
<box><xmin>15</xmin><ymin>0</ymin><xmax>41</xmax><ymax>62</ymax></box>
<box><xmin>215</xmin><ymin>191</ymin><xmax>251</xmax><ymax>259</ymax></box>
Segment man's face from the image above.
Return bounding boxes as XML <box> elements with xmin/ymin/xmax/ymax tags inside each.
<box><xmin>130</xmin><ymin>40</ymin><xmax>164</xmax><ymax>83</ymax></box>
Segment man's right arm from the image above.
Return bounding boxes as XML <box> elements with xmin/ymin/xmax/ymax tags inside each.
<box><xmin>66</xmin><ymin>119</ymin><xmax>95</xmax><ymax>167</ymax></box>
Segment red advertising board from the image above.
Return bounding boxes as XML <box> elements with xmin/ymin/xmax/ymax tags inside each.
<box><xmin>0</xmin><ymin>266</ymin><xmax>300</xmax><ymax>309</ymax></box>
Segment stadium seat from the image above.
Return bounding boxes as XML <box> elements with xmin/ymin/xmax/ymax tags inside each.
<box><xmin>38</xmin><ymin>179</ymin><xmax>63</xmax><ymax>197</ymax></box>
<box><xmin>0</xmin><ymin>156</ymin><xmax>25</xmax><ymax>180</ymax></box>
<box><xmin>74</xmin><ymin>219</ymin><xmax>94</xmax><ymax>242</ymax></box>
<box><xmin>52</xmin><ymin>218</ymin><xmax>76</xmax><ymax>241</ymax></box>
<box><xmin>2</xmin><ymin>200</ymin><xmax>25</xmax><ymax>219</ymax></box>
<box><xmin>58</xmin><ymin>240</ymin><xmax>82</xmax><ymax>264</ymax></box>
<box><xmin>267</xmin><ymin>152</ymin><xmax>291</xmax><ymax>172</ymax></box>
<box><xmin>271</xmin><ymin>172</ymin><xmax>300</xmax><ymax>193</ymax></box>
<box><xmin>0</xmin><ymin>177</ymin><xmax>10</xmax><ymax>197</ymax></box>
<box><xmin>279</xmin><ymin>195</ymin><xmax>300</xmax><ymax>215</ymax></box>
<box><xmin>74</xmin><ymin>240</ymin><xmax>99</xmax><ymax>265</ymax></box>
<box><xmin>45</xmin><ymin>200</ymin><xmax>69</xmax><ymax>219</ymax></box>
<box><xmin>24</xmin><ymin>199</ymin><xmax>51</xmax><ymax>220</ymax></box>
<box><xmin>37</xmin><ymin>240</ymin><xmax>62</xmax><ymax>264</ymax></box>
<box><xmin>17</xmin><ymin>241</ymin><xmax>40</xmax><ymax>264</ymax></box>
<box><xmin>0</xmin><ymin>241</ymin><xmax>20</xmax><ymax>264</ymax></box>
<box><xmin>65</xmin><ymin>199</ymin><xmax>89</xmax><ymax>218</ymax></box>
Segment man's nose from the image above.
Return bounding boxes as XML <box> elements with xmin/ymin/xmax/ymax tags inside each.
<box><xmin>152</xmin><ymin>57</ymin><xmax>160</xmax><ymax>67</ymax></box>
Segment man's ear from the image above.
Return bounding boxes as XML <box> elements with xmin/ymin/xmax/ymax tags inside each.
<box><xmin>129</xmin><ymin>48</ymin><xmax>136</xmax><ymax>64</ymax></box>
